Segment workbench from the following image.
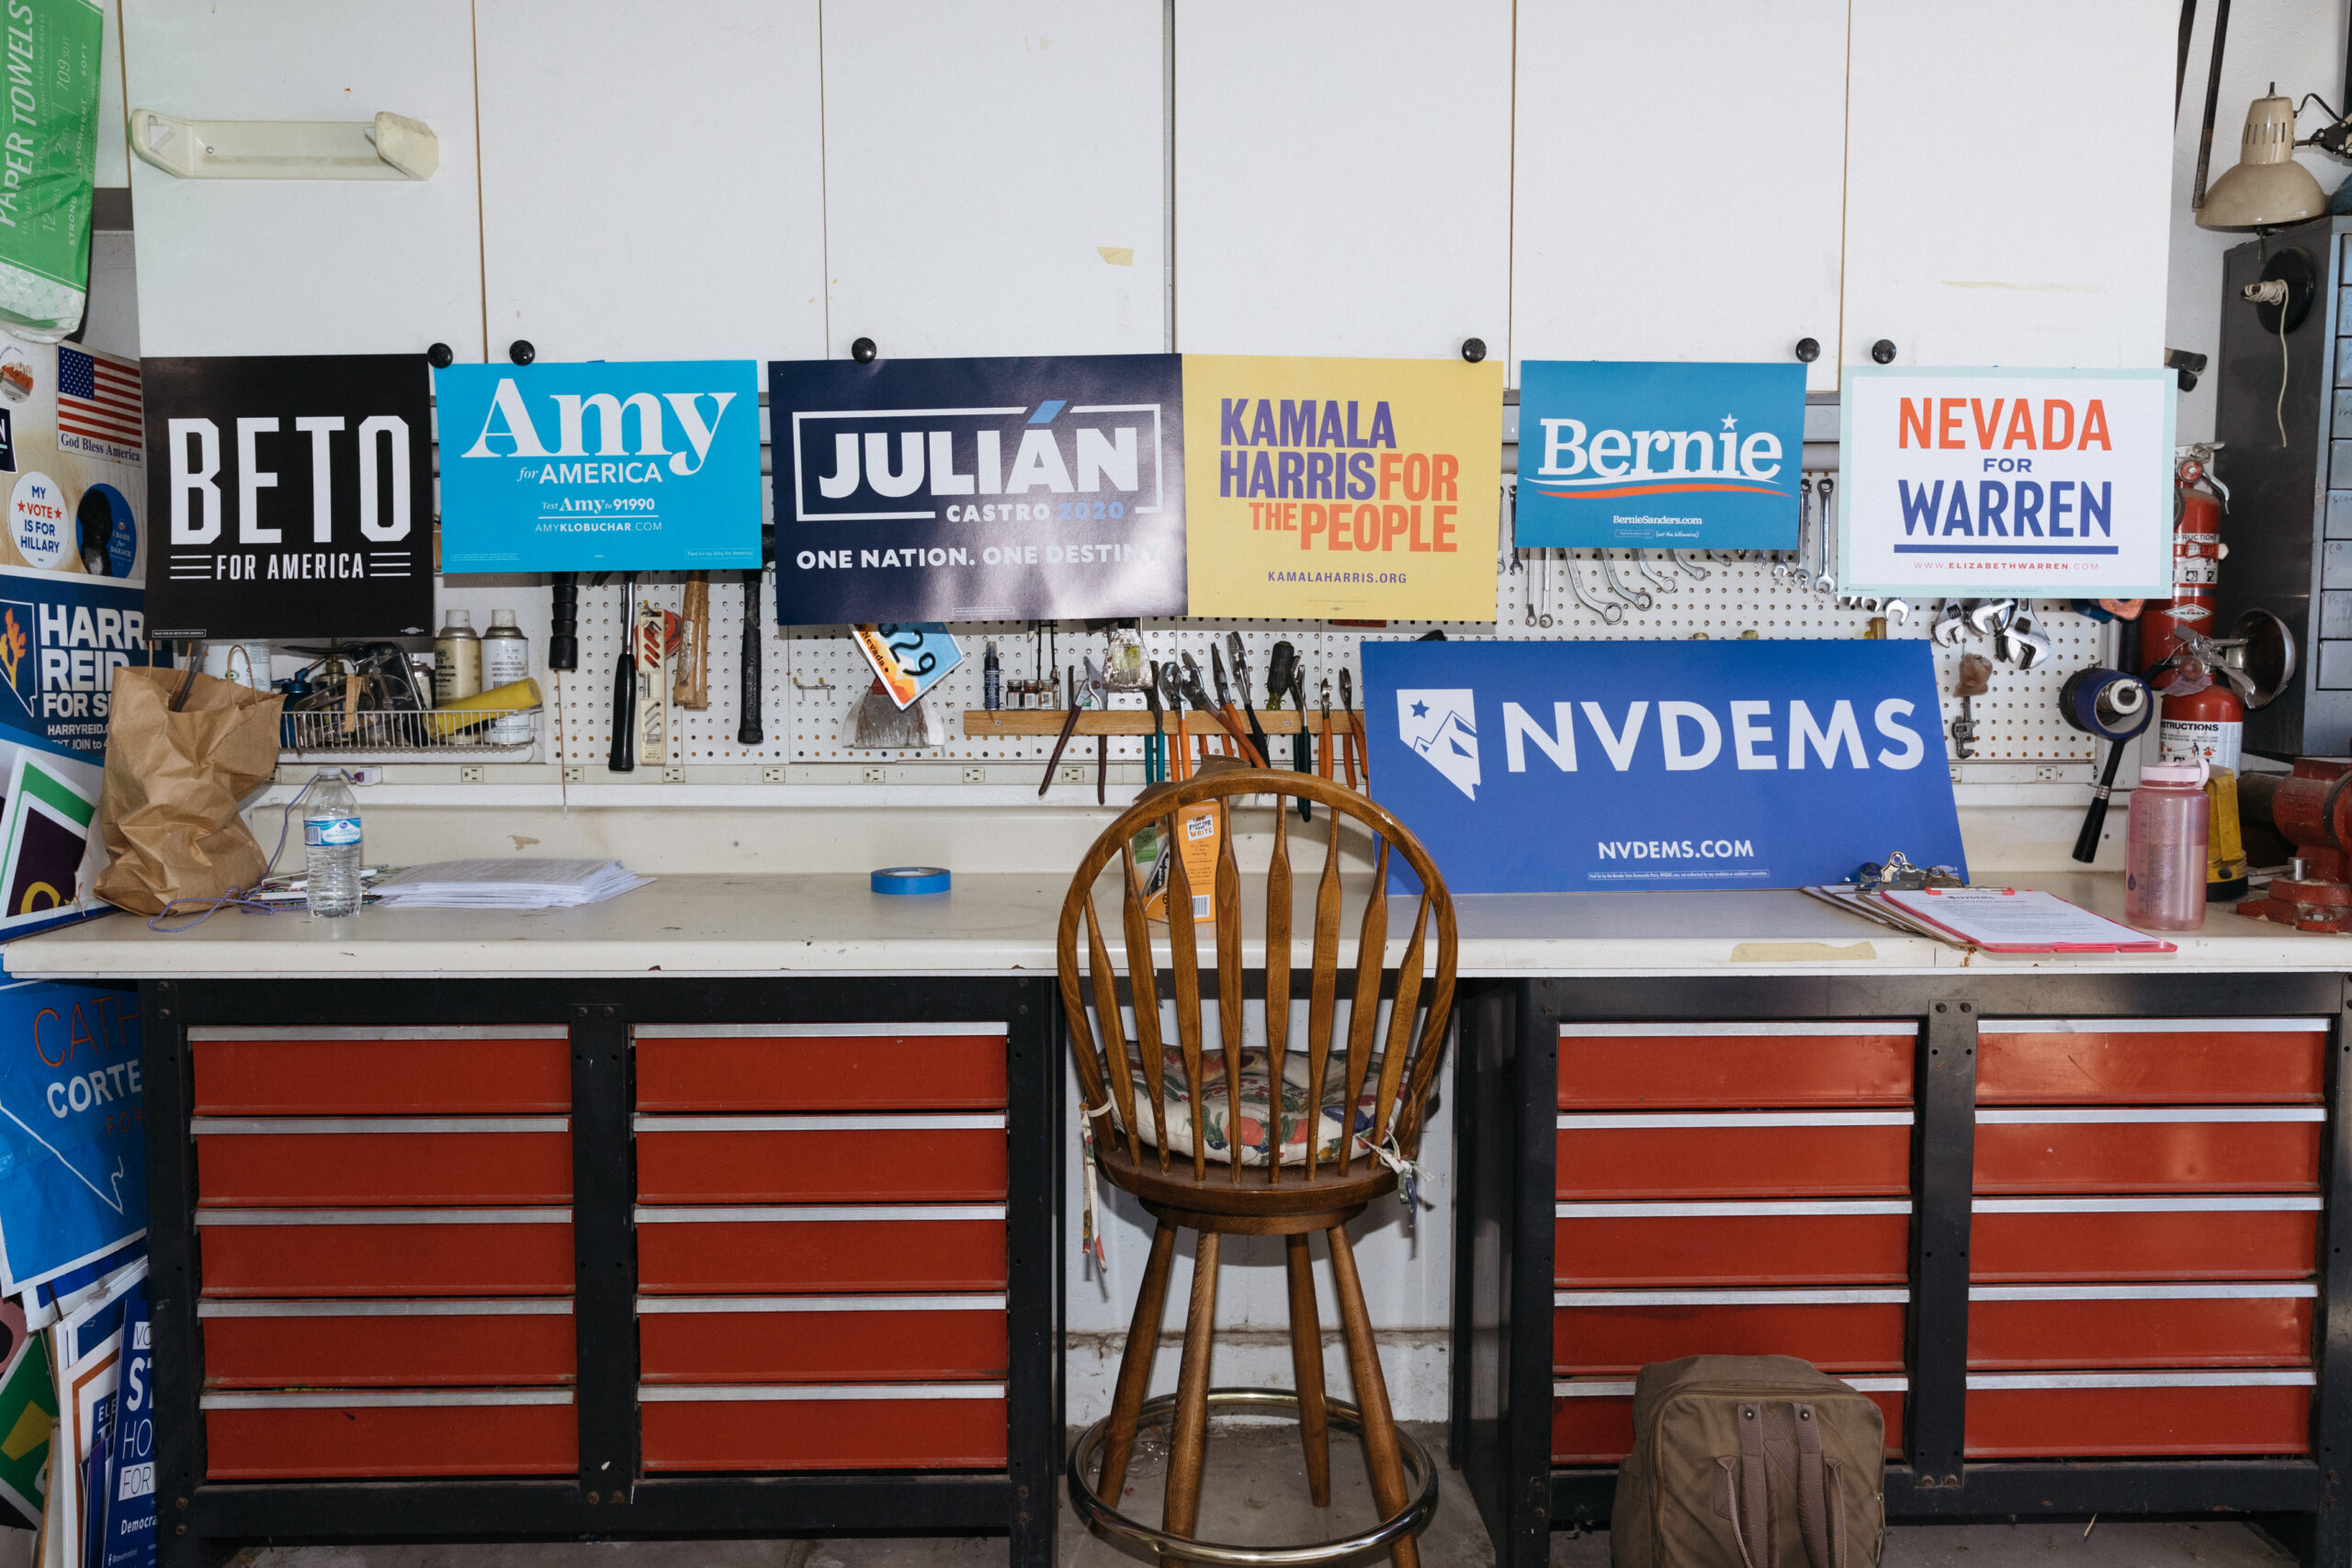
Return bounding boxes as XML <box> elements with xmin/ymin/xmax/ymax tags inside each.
<box><xmin>10</xmin><ymin>869</ymin><xmax>2351</xmax><ymax>1568</ymax></box>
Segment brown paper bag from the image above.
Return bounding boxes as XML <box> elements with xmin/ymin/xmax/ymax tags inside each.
<box><xmin>93</xmin><ymin>667</ymin><xmax>284</xmax><ymax>915</ymax></box>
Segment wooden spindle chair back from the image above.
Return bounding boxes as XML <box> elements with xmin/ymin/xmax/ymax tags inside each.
<box><xmin>1057</xmin><ymin>769</ymin><xmax>1458</xmax><ymax>1213</ymax></box>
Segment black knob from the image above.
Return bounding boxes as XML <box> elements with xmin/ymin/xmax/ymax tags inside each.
<box><xmin>850</xmin><ymin>337</ymin><xmax>878</xmax><ymax>364</ymax></box>
<box><xmin>1871</xmin><ymin>339</ymin><xmax>1896</xmax><ymax>365</ymax></box>
<box><xmin>508</xmin><ymin>340</ymin><xmax>537</xmax><ymax>366</ymax></box>
<box><xmin>1461</xmin><ymin>337</ymin><xmax>1487</xmax><ymax>364</ymax></box>
<box><xmin>425</xmin><ymin>342</ymin><xmax>454</xmax><ymax>369</ymax></box>
<box><xmin>1793</xmin><ymin>337</ymin><xmax>1820</xmax><ymax>364</ymax></box>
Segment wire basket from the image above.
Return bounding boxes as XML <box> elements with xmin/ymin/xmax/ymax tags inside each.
<box><xmin>279</xmin><ymin>705</ymin><xmax>541</xmax><ymax>758</ymax></box>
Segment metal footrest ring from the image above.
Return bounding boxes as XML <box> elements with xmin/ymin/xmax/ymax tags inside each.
<box><xmin>1066</xmin><ymin>1388</ymin><xmax>1440</xmax><ymax>1567</ymax></box>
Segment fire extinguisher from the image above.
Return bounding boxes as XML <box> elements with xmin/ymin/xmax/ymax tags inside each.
<box><xmin>2143</xmin><ymin>445</ymin><xmax>2227</xmax><ymax>684</ymax></box>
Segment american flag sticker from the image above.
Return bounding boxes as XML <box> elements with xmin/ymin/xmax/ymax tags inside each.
<box><xmin>57</xmin><ymin>347</ymin><xmax>140</xmax><ymax>462</ymax></box>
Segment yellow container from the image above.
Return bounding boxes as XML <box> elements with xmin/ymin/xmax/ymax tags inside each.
<box><xmin>421</xmin><ymin>677</ymin><xmax>542</xmax><ymax>739</ymax></box>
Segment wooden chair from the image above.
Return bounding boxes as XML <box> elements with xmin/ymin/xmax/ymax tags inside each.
<box><xmin>1057</xmin><ymin>768</ymin><xmax>1458</xmax><ymax>1566</ymax></box>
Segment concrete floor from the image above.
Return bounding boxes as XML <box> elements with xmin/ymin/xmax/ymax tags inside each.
<box><xmin>234</xmin><ymin>1420</ymin><xmax>2303</xmax><ymax>1568</ymax></box>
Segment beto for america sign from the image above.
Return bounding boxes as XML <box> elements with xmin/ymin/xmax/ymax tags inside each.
<box><xmin>1364</xmin><ymin>638</ymin><xmax>1964</xmax><ymax>894</ymax></box>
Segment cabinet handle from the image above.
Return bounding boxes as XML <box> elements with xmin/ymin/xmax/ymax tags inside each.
<box><xmin>1461</xmin><ymin>337</ymin><xmax>1487</xmax><ymax>364</ymax></box>
<box><xmin>1871</xmin><ymin>338</ymin><xmax>1897</xmax><ymax>365</ymax></box>
<box><xmin>851</xmin><ymin>336</ymin><xmax>879</xmax><ymax>364</ymax></box>
<box><xmin>1793</xmin><ymin>337</ymin><xmax>1820</xmax><ymax>364</ymax></box>
<box><xmin>509</xmin><ymin>339</ymin><xmax>537</xmax><ymax>366</ymax></box>
<box><xmin>425</xmin><ymin>342</ymin><xmax>454</xmax><ymax>369</ymax></box>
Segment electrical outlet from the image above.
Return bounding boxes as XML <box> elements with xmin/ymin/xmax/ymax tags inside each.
<box><xmin>1057</xmin><ymin>764</ymin><xmax>1087</xmax><ymax>784</ymax></box>
<box><xmin>761</xmin><ymin>765</ymin><xmax>786</xmax><ymax>784</ymax></box>
<box><xmin>662</xmin><ymin>764</ymin><xmax>685</xmax><ymax>783</ymax></box>
<box><xmin>862</xmin><ymin>766</ymin><xmax>889</xmax><ymax>784</ymax></box>
<box><xmin>2034</xmin><ymin>764</ymin><xmax>2067</xmax><ymax>782</ymax></box>
<box><xmin>458</xmin><ymin>765</ymin><xmax>483</xmax><ymax>784</ymax></box>
<box><xmin>963</xmin><ymin>767</ymin><xmax>988</xmax><ymax>784</ymax></box>
<box><xmin>563</xmin><ymin>765</ymin><xmax>583</xmax><ymax>784</ymax></box>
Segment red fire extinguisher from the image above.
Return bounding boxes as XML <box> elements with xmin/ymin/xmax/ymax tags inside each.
<box><xmin>2148</xmin><ymin>446</ymin><xmax>2243</xmax><ymax>773</ymax></box>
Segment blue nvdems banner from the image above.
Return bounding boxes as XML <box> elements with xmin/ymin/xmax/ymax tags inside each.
<box><xmin>1363</xmin><ymin>639</ymin><xmax>1964</xmax><ymax>894</ymax></box>
<box><xmin>1515</xmin><ymin>361</ymin><xmax>1805</xmax><ymax>550</ymax></box>
<box><xmin>0</xmin><ymin>979</ymin><xmax>144</xmax><ymax>1293</ymax></box>
<box><xmin>434</xmin><ymin>361</ymin><xmax>765</xmax><ymax>572</ymax></box>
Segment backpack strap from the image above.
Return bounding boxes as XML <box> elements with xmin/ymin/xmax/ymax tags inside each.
<box><xmin>1733</xmin><ymin>1403</ymin><xmax>1770</xmax><ymax>1568</ymax></box>
<box><xmin>1792</xmin><ymin>1402</ymin><xmax>1845</xmax><ymax>1568</ymax></box>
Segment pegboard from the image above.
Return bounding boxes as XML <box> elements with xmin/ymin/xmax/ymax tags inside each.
<box><xmin>538</xmin><ymin>477</ymin><xmax>2114</xmax><ymax>769</ymax></box>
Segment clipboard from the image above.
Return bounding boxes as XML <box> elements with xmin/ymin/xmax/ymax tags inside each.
<box><xmin>1876</xmin><ymin>886</ymin><xmax>2177</xmax><ymax>953</ymax></box>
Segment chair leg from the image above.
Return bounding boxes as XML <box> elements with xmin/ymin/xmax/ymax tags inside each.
<box><xmin>1284</xmin><ymin>1231</ymin><xmax>1332</xmax><ymax>1506</ymax></box>
<box><xmin>1162</xmin><ymin>1231</ymin><xmax>1222</xmax><ymax>1549</ymax></box>
<box><xmin>1097</xmin><ymin>1221</ymin><xmax>1181</xmax><ymax>1504</ymax></box>
<box><xmin>1329</xmin><ymin>1224</ymin><xmax>1419</xmax><ymax>1568</ymax></box>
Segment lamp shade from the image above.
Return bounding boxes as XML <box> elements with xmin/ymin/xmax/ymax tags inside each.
<box><xmin>2199</xmin><ymin>93</ymin><xmax>2328</xmax><ymax>230</ymax></box>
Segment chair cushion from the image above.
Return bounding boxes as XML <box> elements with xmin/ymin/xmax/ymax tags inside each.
<box><xmin>1108</xmin><ymin>1046</ymin><xmax>1381</xmax><ymax>1167</ymax></box>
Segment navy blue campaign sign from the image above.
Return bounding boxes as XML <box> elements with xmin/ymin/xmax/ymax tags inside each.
<box><xmin>1516</xmin><ymin>362</ymin><xmax>1804</xmax><ymax>550</ymax></box>
<box><xmin>771</xmin><ymin>355</ymin><xmax>1185</xmax><ymax>623</ymax></box>
<box><xmin>1363</xmin><ymin>639</ymin><xmax>1964</xmax><ymax>894</ymax></box>
<box><xmin>0</xmin><ymin>979</ymin><xmax>143</xmax><ymax>1293</ymax></box>
<box><xmin>434</xmin><ymin>361</ymin><xmax>764</xmax><ymax>572</ymax></box>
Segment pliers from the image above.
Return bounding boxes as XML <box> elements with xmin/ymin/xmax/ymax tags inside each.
<box><xmin>1339</xmin><ymin>667</ymin><xmax>1367</xmax><ymax>788</ymax></box>
<box><xmin>1289</xmin><ymin>666</ymin><xmax>1314</xmax><ymax>821</ymax></box>
<box><xmin>1156</xmin><ymin>663</ymin><xmax>1193</xmax><ymax>780</ymax></box>
<box><xmin>1142</xmin><ymin>660</ymin><xmax>1168</xmax><ymax>785</ymax></box>
<box><xmin>1228</xmin><ymin>633</ymin><xmax>1272</xmax><ymax>772</ymax></box>
<box><xmin>1177</xmin><ymin>656</ymin><xmax>1265</xmax><ymax>766</ymax></box>
<box><xmin>1317</xmin><ymin>679</ymin><xmax>1336</xmax><ymax>782</ymax></box>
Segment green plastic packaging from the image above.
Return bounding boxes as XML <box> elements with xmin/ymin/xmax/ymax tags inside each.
<box><xmin>0</xmin><ymin>0</ymin><xmax>100</xmax><ymax>343</ymax></box>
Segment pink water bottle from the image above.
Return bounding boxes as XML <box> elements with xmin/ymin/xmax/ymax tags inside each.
<box><xmin>2125</xmin><ymin>759</ymin><xmax>2209</xmax><ymax>931</ymax></box>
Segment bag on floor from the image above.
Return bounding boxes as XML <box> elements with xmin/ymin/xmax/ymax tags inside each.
<box><xmin>1611</xmin><ymin>1355</ymin><xmax>1885</xmax><ymax>1568</ymax></box>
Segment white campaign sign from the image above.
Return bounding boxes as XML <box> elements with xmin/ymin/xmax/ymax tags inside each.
<box><xmin>1838</xmin><ymin>367</ymin><xmax>2173</xmax><ymax>596</ymax></box>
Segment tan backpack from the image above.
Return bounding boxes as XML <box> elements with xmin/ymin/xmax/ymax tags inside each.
<box><xmin>1611</xmin><ymin>1355</ymin><xmax>1886</xmax><ymax>1568</ymax></box>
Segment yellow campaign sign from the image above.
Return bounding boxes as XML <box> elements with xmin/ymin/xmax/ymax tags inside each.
<box><xmin>1182</xmin><ymin>355</ymin><xmax>1503</xmax><ymax>620</ymax></box>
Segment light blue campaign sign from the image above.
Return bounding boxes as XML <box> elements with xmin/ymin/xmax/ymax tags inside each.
<box><xmin>0</xmin><ymin>980</ymin><xmax>143</xmax><ymax>1293</ymax></box>
<box><xmin>1363</xmin><ymin>639</ymin><xmax>1964</xmax><ymax>894</ymax></box>
<box><xmin>1516</xmin><ymin>361</ymin><xmax>1805</xmax><ymax>549</ymax></box>
<box><xmin>434</xmin><ymin>361</ymin><xmax>764</xmax><ymax>572</ymax></box>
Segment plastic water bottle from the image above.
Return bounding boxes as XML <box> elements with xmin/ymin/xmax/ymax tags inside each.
<box><xmin>304</xmin><ymin>771</ymin><xmax>364</xmax><ymax>918</ymax></box>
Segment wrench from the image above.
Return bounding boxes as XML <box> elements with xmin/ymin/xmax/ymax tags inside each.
<box><xmin>1883</xmin><ymin>599</ymin><xmax>1912</xmax><ymax>626</ymax></box>
<box><xmin>1967</xmin><ymin>597</ymin><xmax>2018</xmax><ymax>639</ymax></box>
<box><xmin>1600</xmin><ymin>549</ymin><xmax>1653</xmax><ymax>611</ymax></box>
<box><xmin>1672</xmin><ymin>549</ymin><xmax>1711</xmax><ymax>581</ymax></box>
<box><xmin>1634</xmin><ymin>549</ymin><xmax>1679</xmax><ymax>592</ymax></box>
<box><xmin>1539</xmin><ymin>549</ymin><xmax>1555</xmax><ymax>628</ymax></box>
<box><xmin>1562</xmin><ymin>550</ymin><xmax>1625</xmax><ymax>625</ymax></box>
<box><xmin>1930</xmin><ymin>603</ymin><xmax>1969</xmax><ymax>648</ymax></box>
<box><xmin>2006</xmin><ymin>607</ymin><xmax>2054</xmax><ymax>670</ymax></box>
<box><xmin>1814</xmin><ymin>475</ymin><xmax>1837</xmax><ymax>593</ymax></box>
<box><xmin>1783</xmin><ymin>478</ymin><xmax>1811</xmax><ymax>581</ymax></box>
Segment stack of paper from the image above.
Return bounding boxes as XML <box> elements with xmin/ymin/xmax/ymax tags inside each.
<box><xmin>370</xmin><ymin>858</ymin><xmax>651</xmax><ymax>909</ymax></box>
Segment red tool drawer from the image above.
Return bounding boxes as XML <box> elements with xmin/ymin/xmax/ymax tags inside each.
<box><xmin>1967</xmin><ymin>1283</ymin><xmax>2314</xmax><ymax>1370</ymax></box>
<box><xmin>197</xmin><ymin>1209</ymin><xmax>575</xmax><ymax>1298</ymax></box>
<box><xmin>191</xmin><ymin>1026</ymin><xmax>571</xmax><ymax>1115</ymax></box>
<box><xmin>200</xmin><ymin>1299</ymin><xmax>575</xmax><ymax>1388</ymax></box>
<box><xmin>194</xmin><ymin>1118</ymin><xmax>573</xmax><ymax>1206</ymax></box>
<box><xmin>1552</xmin><ymin>1377</ymin><xmax>1905</xmax><ymax>1465</ymax></box>
<box><xmin>1557</xmin><ymin>1201</ymin><xmax>1913</xmax><ymax>1287</ymax></box>
<box><xmin>635</xmin><ymin>1206</ymin><xmax>1007</xmax><ymax>1294</ymax></box>
<box><xmin>1557</xmin><ymin>1112</ymin><xmax>1913</xmax><ymax>1199</ymax></box>
<box><xmin>1977</xmin><ymin>1019</ymin><xmax>2326</xmax><ymax>1105</ymax></box>
<box><xmin>634</xmin><ymin>1023</ymin><xmax>1007</xmax><ymax>1111</ymax></box>
<box><xmin>634</xmin><ymin>1115</ymin><xmax>1007</xmax><ymax>1203</ymax></box>
<box><xmin>1964</xmin><ymin>1371</ymin><xmax>2313</xmax><ymax>1457</ymax></box>
<box><xmin>639</xmin><ymin>1294</ymin><xmax>1006</xmax><ymax>1383</ymax></box>
<box><xmin>1973</xmin><ymin>1108</ymin><xmax>2323</xmax><ymax>1193</ymax></box>
<box><xmin>202</xmin><ymin>1390</ymin><xmax>576</xmax><ymax>1478</ymax></box>
<box><xmin>1972</xmin><ymin>1196</ymin><xmax>2321</xmax><ymax>1281</ymax></box>
<box><xmin>1553</xmin><ymin>1289</ymin><xmax>1908</xmax><ymax>1375</ymax></box>
<box><xmin>639</xmin><ymin>1382</ymin><xmax>1007</xmax><ymax>1471</ymax></box>
<box><xmin>1557</xmin><ymin>1022</ymin><xmax>1915</xmax><ymax>1109</ymax></box>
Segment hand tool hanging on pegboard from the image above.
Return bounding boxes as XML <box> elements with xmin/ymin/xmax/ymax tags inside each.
<box><xmin>1289</xmin><ymin>665</ymin><xmax>1314</xmax><ymax>819</ymax></box>
<box><xmin>635</xmin><ymin>591</ymin><xmax>676</xmax><ymax>768</ymax></box>
<box><xmin>1156</xmin><ymin>663</ymin><xmax>1192</xmax><ymax>781</ymax></box>
<box><xmin>1142</xmin><ymin>661</ymin><xmax>1168</xmax><ymax>786</ymax></box>
<box><xmin>609</xmin><ymin>574</ymin><xmax>638</xmax><ymax>773</ymax></box>
<box><xmin>1228</xmin><ymin>633</ymin><xmax>1271</xmax><ymax>768</ymax></box>
<box><xmin>738</xmin><ymin>526</ymin><xmax>772</xmax><ymax>745</ymax></box>
<box><xmin>675</xmin><ymin>573</ymin><xmax>709</xmax><ymax>711</ymax></box>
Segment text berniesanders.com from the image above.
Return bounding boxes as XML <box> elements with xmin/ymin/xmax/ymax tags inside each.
<box><xmin>1597</xmin><ymin>839</ymin><xmax>1758</xmax><ymax>860</ymax></box>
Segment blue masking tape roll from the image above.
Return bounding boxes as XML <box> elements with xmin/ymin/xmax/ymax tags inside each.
<box><xmin>872</xmin><ymin>865</ymin><xmax>952</xmax><ymax>896</ymax></box>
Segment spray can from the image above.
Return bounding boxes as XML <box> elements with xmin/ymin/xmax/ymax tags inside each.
<box><xmin>481</xmin><ymin>609</ymin><xmax>532</xmax><ymax>744</ymax></box>
<box><xmin>434</xmin><ymin>609</ymin><xmax>481</xmax><ymax>705</ymax></box>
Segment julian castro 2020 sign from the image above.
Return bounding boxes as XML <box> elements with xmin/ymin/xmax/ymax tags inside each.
<box><xmin>771</xmin><ymin>355</ymin><xmax>1185</xmax><ymax>623</ymax></box>
<box><xmin>1363</xmin><ymin>638</ymin><xmax>1964</xmax><ymax>894</ymax></box>
<box><xmin>1515</xmin><ymin>361</ymin><xmax>1804</xmax><ymax>551</ymax></box>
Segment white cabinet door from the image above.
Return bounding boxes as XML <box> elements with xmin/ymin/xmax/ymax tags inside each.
<box><xmin>475</xmin><ymin>1</ymin><xmax>827</xmax><ymax>373</ymax></box>
<box><xmin>1841</xmin><ymin>0</ymin><xmax>2173</xmax><ymax>370</ymax></box>
<box><xmin>1173</xmin><ymin>0</ymin><xmax>1512</xmax><ymax>360</ymax></box>
<box><xmin>120</xmin><ymin>0</ymin><xmax>483</xmax><ymax>359</ymax></box>
<box><xmin>1512</xmin><ymin>0</ymin><xmax>1848</xmax><ymax>390</ymax></box>
<box><xmin>821</xmin><ymin>1</ymin><xmax>1164</xmax><ymax>359</ymax></box>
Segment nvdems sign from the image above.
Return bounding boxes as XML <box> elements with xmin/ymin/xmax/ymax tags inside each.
<box><xmin>435</xmin><ymin>361</ymin><xmax>765</xmax><ymax>573</ymax></box>
<box><xmin>1515</xmin><ymin>361</ymin><xmax>1804</xmax><ymax>550</ymax></box>
<box><xmin>1363</xmin><ymin>639</ymin><xmax>1965</xmax><ymax>894</ymax></box>
<box><xmin>772</xmin><ymin>355</ymin><xmax>1185</xmax><ymax>623</ymax></box>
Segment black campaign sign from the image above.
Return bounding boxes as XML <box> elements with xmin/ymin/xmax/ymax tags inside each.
<box><xmin>141</xmin><ymin>355</ymin><xmax>435</xmax><ymax>638</ymax></box>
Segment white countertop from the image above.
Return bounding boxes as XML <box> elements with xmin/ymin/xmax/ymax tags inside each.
<box><xmin>6</xmin><ymin>870</ymin><xmax>2348</xmax><ymax>980</ymax></box>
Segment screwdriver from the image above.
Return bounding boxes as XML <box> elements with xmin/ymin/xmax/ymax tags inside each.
<box><xmin>608</xmin><ymin>575</ymin><xmax>637</xmax><ymax>772</ymax></box>
<box><xmin>1289</xmin><ymin>666</ymin><xmax>1313</xmax><ymax>820</ymax></box>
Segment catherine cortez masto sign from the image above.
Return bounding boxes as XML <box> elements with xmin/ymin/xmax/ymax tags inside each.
<box><xmin>141</xmin><ymin>355</ymin><xmax>434</xmax><ymax>638</ymax></box>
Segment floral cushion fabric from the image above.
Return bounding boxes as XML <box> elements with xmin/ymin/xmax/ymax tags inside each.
<box><xmin>1108</xmin><ymin>1046</ymin><xmax>1380</xmax><ymax>1167</ymax></box>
